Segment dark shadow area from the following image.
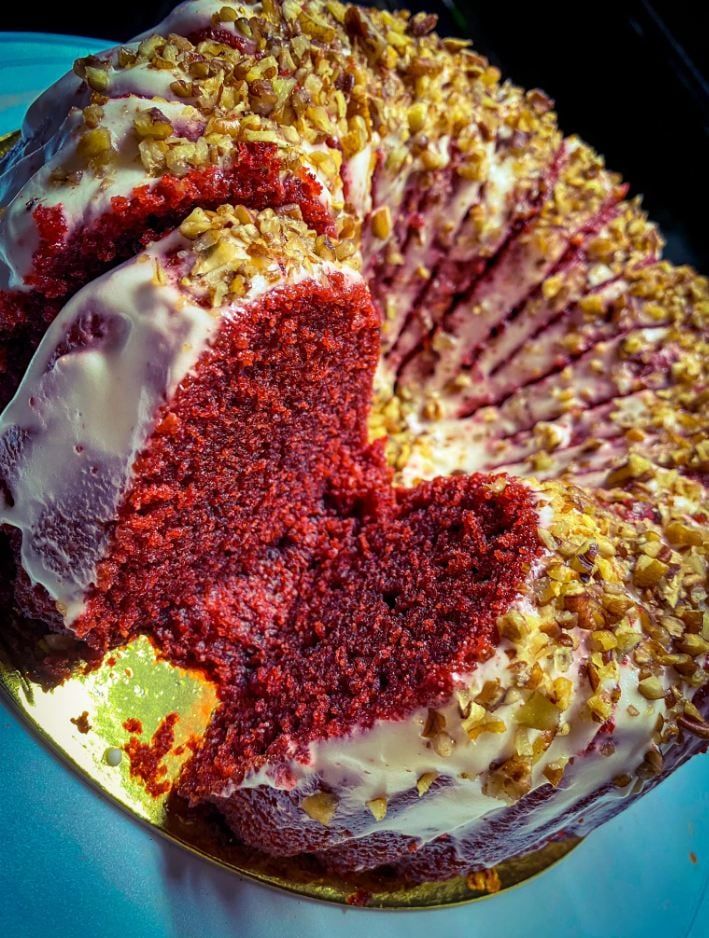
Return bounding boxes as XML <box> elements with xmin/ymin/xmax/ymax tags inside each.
<box><xmin>0</xmin><ymin>534</ymin><xmax>104</xmax><ymax>688</ymax></box>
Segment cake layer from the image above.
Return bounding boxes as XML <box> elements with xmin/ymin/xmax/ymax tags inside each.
<box><xmin>180</xmin><ymin>473</ymin><xmax>542</xmax><ymax>803</ymax></box>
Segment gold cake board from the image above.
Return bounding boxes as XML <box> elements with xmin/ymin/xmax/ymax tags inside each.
<box><xmin>0</xmin><ymin>126</ymin><xmax>578</xmax><ymax>907</ymax></box>
<box><xmin>0</xmin><ymin>129</ymin><xmax>19</xmax><ymax>155</ymax></box>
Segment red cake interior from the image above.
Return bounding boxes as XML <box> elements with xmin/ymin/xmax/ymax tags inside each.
<box><xmin>181</xmin><ymin>473</ymin><xmax>539</xmax><ymax>800</ymax></box>
<box><xmin>57</xmin><ymin>271</ymin><xmax>543</xmax><ymax>797</ymax></box>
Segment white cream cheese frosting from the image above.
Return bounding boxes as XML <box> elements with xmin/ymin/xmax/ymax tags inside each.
<box><xmin>0</xmin><ymin>234</ymin><xmax>217</xmax><ymax>619</ymax></box>
<box><xmin>0</xmin><ymin>98</ymin><xmax>206</xmax><ymax>288</ymax></box>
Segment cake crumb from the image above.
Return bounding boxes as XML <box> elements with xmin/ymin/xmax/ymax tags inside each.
<box><xmin>70</xmin><ymin>711</ymin><xmax>91</xmax><ymax>734</ymax></box>
<box><xmin>466</xmin><ymin>868</ymin><xmax>502</xmax><ymax>894</ymax></box>
<box><xmin>124</xmin><ymin>712</ymin><xmax>179</xmax><ymax>797</ymax></box>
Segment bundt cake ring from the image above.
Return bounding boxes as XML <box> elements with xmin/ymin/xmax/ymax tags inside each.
<box><xmin>0</xmin><ymin>0</ymin><xmax>707</xmax><ymax>887</ymax></box>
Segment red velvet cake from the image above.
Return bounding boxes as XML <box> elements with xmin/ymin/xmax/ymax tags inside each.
<box><xmin>0</xmin><ymin>0</ymin><xmax>706</xmax><ymax>884</ymax></box>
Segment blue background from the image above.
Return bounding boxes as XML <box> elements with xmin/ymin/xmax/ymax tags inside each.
<box><xmin>0</xmin><ymin>35</ymin><xmax>707</xmax><ymax>938</ymax></box>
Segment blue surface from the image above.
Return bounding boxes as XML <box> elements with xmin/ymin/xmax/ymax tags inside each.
<box><xmin>0</xmin><ymin>33</ymin><xmax>708</xmax><ymax>938</ymax></box>
<box><xmin>0</xmin><ymin>33</ymin><xmax>109</xmax><ymax>135</ymax></box>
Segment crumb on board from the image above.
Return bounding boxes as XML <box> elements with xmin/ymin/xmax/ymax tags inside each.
<box><xmin>124</xmin><ymin>712</ymin><xmax>179</xmax><ymax>797</ymax></box>
<box><xmin>466</xmin><ymin>868</ymin><xmax>502</xmax><ymax>894</ymax></box>
<box><xmin>70</xmin><ymin>711</ymin><xmax>91</xmax><ymax>734</ymax></box>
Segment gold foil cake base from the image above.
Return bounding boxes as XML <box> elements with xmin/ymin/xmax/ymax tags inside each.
<box><xmin>0</xmin><ymin>632</ymin><xmax>579</xmax><ymax>908</ymax></box>
<box><xmin>0</xmin><ymin>130</ymin><xmax>19</xmax><ymax>155</ymax></box>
